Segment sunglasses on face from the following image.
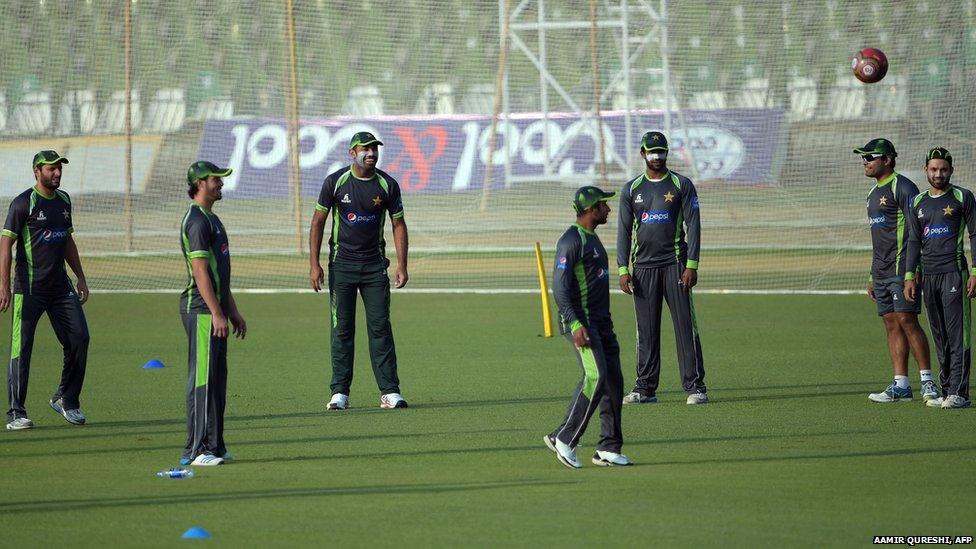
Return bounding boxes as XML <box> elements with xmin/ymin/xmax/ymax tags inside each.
<box><xmin>862</xmin><ymin>154</ymin><xmax>884</xmax><ymax>163</ymax></box>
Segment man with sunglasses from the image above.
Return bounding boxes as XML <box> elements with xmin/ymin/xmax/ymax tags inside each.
<box><xmin>855</xmin><ymin>138</ymin><xmax>934</xmax><ymax>403</ymax></box>
<box><xmin>904</xmin><ymin>148</ymin><xmax>974</xmax><ymax>409</ymax></box>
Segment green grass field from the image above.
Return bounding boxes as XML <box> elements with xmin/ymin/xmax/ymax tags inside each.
<box><xmin>1</xmin><ymin>293</ymin><xmax>973</xmax><ymax>547</ymax></box>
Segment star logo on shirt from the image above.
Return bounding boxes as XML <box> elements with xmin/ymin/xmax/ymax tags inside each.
<box><xmin>943</xmin><ymin>205</ymin><xmax>954</xmax><ymax>216</ymax></box>
<box><xmin>62</xmin><ymin>210</ymin><xmax>70</xmax><ymax>219</ymax></box>
<box><xmin>664</xmin><ymin>191</ymin><xmax>675</xmax><ymax>203</ymax></box>
<box><xmin>372</xmin><ymin>195</ymin><xmax>382</xmax><ymax>206</ymax></box>
<box><xmin>878</xmin><ymin>196</ymin><xmax>888</xmax><ymax>206</ymax></box>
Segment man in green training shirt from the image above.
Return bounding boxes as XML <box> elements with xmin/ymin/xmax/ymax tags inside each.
<box><xmin>904</xmin><ymin>147</ymin><xmax>974</xmax><ymax>409</ymax></box>
<box><xmin>2</xmin><ymin>150</ymin><xmax>90</xmax><ymax>431</ymax></box>
<box><xmin>544</xmin><ymin>186</ymin><xmax>631</xmax><ymax>469</ymax></box>
<box><xmin>309</xmin><ymin>132</ymin><xmax>409</xmax><ymax>411</ymax></box>
<box><xmin>179</xmin><ymin>161</ymin><xmax>247</xmax><ymax>466</ymax></box>
<box><xmin>855</xmin><ymin>138</ymin><xmax>935</xmax><ymax>404</ymax></box>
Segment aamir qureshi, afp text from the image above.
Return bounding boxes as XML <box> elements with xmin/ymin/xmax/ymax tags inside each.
<box><xmin>872</xmin><ymin>536</ymin><xmax>974</xmax><ymax>546</ymax></box>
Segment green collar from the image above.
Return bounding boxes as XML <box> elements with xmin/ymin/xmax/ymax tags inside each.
<box><xmin>875</xmin><ymin>172</ymin><xmax>897</xmax><ymax>187</ymax></box>
<box><xmin>573</xmin><ymin>223</ymin><xmax>595</xmax><ymax>235</ymax></box>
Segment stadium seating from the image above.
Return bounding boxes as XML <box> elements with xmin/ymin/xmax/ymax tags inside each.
<box><xmin>415</xmin><ymin>83</ymin><xmax>455</xmax><ymax>115</ymax></box>
<box><xmin>342</xmin><ymin>86</ymin><xmax>384</xmax><ymax>116</ymax></box>
<box><xmin>143</xmin><ymin>88</ymin><xmax>186</xmax><ymax>133</ymax></box>
<box><xmin>688</xmin><ymin>91</ymin><xmax>727</xmax><ymax>110</ymax></box>
<box><xmin>95</xmin><ymin>90</ymin><xmax>142</xmax><ymax>134</ymax></box>
<box><xmin>56</xmin><ymin>90</ymin><xmax>98</xmax><ymax>135</ymax></box>
<box><xmin>195</xmin><ymin>97</ymin><xmax>234</xmax><ymax>120</ymax></box>
<box><xmin>787</xmin><ymin>77</ymin><xmax>818</xmax><ymax>121</ymax></box>
<box><xmin>824</xmin><ymin>77</ymin><xmax>866</xmax><ymax>119</ymax></box>
<box><xmin>867</xmin><ymin>74</ymin><xmax>908</xmax><ymax>121</ymax></box>
<box><xmin>0</xmin><ymin>92</ymin><xmax>6</xmax><ymax>134</ymax></box>
<box><xmin>460</xmin><ymin>84</ymin><xmax>495</xmax><ymax>115</ymax></box>
<box><xmin>10</xmin><ymin>92</ymin><xmax>52</xmax><ymax>135</ymax></box>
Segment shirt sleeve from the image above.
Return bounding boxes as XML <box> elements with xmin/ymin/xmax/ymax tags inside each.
<box><xmin>62</xmin><ymin>191</ymin><xmax>74</xmax><ymax>233</ymax></box>
<box><xmin>965</xmin><ymin>191</ymin><xmax>976</xmax><ymax>277</ymax></box>
<box><xmin>184</xmin><ymin>214</ymin><xmax>212</xmax><ymax>260</ymax></box>
<box><xmin>682</xmin><ymin>177</ymin><xmax>701</xmax><ymax>269</ymax></box>
<box><xmin>315</xmin><ymin>174</ymin><xmax>336</xmax><ymax>214</ymax></box>
<box><xmin>552</xmin><ymin>232</ymin><xmax>586</xmax><ymax>331</ymax></box>
<box><xmin>616</xmin><ymin>182</ymin><xmax>634</xmax><ymax>275</ymax></box>
<box><xmin>386</xmin><ymin>176</ymin><xmax>405</xmax><ymax>219</ymax></box>
<box><xmin>2</xmin><ymin>196</ymin><xmax>28</xmax><ymax>240</ymax></box>
<box><xmin>904</xmin><ymin>196</ymin><xmax>922</xmax><ymax>279</ymax></box>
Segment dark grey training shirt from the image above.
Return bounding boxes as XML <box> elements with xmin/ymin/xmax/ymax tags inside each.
<box><xmin>2</xmin><ymin>187</ymin><xmax>74</xmax><ymax>295</ymax></box>
<box><xmin>553</xmin><ymin>224</ymin><xmax>611</xmax><ymax>333</ymax></box>
<box><xmin>315</xmin><ymin>166</ymin><xmax>404</xmax><ymax>264</ymax></box>
<box><xmin>866</xmin><ymin>172</ymin><xmax>918</xmax><ymax>280</ymax></box>
<box><xmin>180</xmin><ymin>204</ymin><xmax>231</xmax><ymax>314</ymax></box>
<box><xmin>616</xmin><ymin>170</ymin><xmax>700</xmax><ymax>273</ymax></box>
<box><xmin>906</xmin><ymin>185</ymin><xmax>976</xmax><ymax>277</ymax></box>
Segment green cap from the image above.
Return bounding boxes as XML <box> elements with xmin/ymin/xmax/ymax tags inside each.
<box><xmin>32</xmin><ymin>150</ymin><xmax>69</xmax><ymax>167</ymax></box>
<box><xmin>349</xmin><ymin>131</ymin><xmax>383</xmax><ymax>149</ymax></box>
<box><xmin>853</xmin><ymin>138</ymin><xmax>897</xmax><ymax>157</ymax></box>
<box><xmin>926</xmin><ymin>147</ymin><xmax>952</xmax><ymax>166</ymax></box>
<box><xmin>187</xmin><ymin>161</ymin><xmax>232</xmax><ymax>184</ymax></box>
<box><xmin>641</xmin><ymin>131</ymin><xmax>668</xmax><ymax>152</ymax></box>
<box><xmin>573</xmin><ymin>186</ymin><xmax>616</xmax><ymax>214</ymax></box>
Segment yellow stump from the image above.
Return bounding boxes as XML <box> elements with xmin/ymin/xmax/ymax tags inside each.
<box><xmin>534</xmin><ymin>242</ymin><xmax>554</xmax><ymax>337</ymax></box>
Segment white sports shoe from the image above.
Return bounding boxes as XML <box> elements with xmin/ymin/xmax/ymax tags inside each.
<box><xmin>554</xmin><ymin>438</ymin><xmax>581</xmax><ymax>469</ymax></box>
<box><xmin>327</xmin><ymin>393</ymin><xmax>349</xmax><ymax>410</ymax></box>
<box><xmin>921</xmin><ymin>381</ymin><xmax>939</xmax><ymax>402</ymax></box>
<box><xmin>686</xmin><ymin>392</ymin><xmax>709</xmax><ymax>405</ymax></box>
<box><xmin>380</xmin><ymin>393</ymin><xmax>408</xmax><ymax>409</ymax></box>
<box><xmin>50</xmin><ymin>398</ymin><xmax>86</xmax><ymax>425</ymax></box>
<box><xmin>190</xmin><ymin>453</ymin><xmax>224</xmax><ymax>466</ymax></box>
<box><xmin>592</xmin><ymin>450</ymin><xmax>634</xmax><ymax>466</ymax></box>
<box><xmin>925</xmin><ymin>397</ymin><xmax>944</xmax><ymax>408</ymax></box>
<box><xmin>6</xmin><ymin>417</ymin><xmax>34</xmax><ymax>430</ymax></box>
<box><xmin>941</xmin><ymin>395</ymin><xmax>972</xmax><ymax>409</ymax></box>
<box><xmin>623</xmin><ymin>392</ymin><xmax>657</xmax><ymax>404</ymax></box>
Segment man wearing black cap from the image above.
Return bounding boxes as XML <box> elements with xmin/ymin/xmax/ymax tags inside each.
<box><xmin>309</xmin><ymin>131</ymin><xmax>409</xmax><ymax>411</ymax></box>
<box><xmin>855</xmin><ymin>138</ymin><xmax>934</xmax><ymax>403</ymax></box>
<box><xmin>544</xmin><ymin>186</ymin><xmax>631</xmax><ymax>468</ymax></box>
<box><xmin>178</xmin><ymin>160</ymin><xmax>247</xmax><ymax>466</ymax></box>
<box><xmin>616</xmin><ymin>131</ymin><xmax>706</xmax><ymax>405</ymax></box>
<box><xmin>1</xmin><ymin>151</ymin><xmax>90</xmax><ymax>430</ymax></box>
<box><xmin>904</xmin><ymin>147</ymin><xmax>974</xmax><ymax>409</ymax></box>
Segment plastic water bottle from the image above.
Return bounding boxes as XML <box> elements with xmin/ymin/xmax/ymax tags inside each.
<box><xmin>156</xmin><ymin>467</ymin><xmax>194</xmax><ymax>479</ymax></box>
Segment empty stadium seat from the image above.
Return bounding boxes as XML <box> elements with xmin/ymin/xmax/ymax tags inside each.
<box><xmin>824</xmin><ymin>77</ymin><xmax>865</xmax><ymax>119</ymax></box>
<box><xmin>0</xmin><ymin>92</ymin><xmax>6</xmax><ymax>134</ymax></box>
<box><xmin>866</xmin><ymin>74</ymin><xmax>907</xmax><ymax>121</ymax></box>
<box><xmin>56</xmin><ymin>90</ymin><xmax>97</xmax><ymax>135</ymax></box>
<box><xmin>341</xmin><ymin>85</ymin><xmax>384</xmax><ymax>116</ymax></box>
<box><xmin>688</xmin><ymin>91</ymin><xmax>727</xmax><ymax>110</ymax></box>
<box><xmin>10</xmin><ymin>91</ymin><xmax>52</xmax><ymax>135</ymax></box>
<box><xmin>787</xmin><ymin>77</ymin><xmax>818</xmax><ymax>121</ymax></box>
<box><xmin>95</xmin><ymin>90</ymin><xmax>141</xmax><ymax>134</ymax></box>
<box><xmin>195</xmin><ymin>97</ymin><xmax>234</xmax><ymax>120</ymax></box>
<box><xmin>460</xmin><ymin>84</ymin><xmax>495</xmax><ymax>115</ymax></box>
<box><xmin>737</xmin><ymin>78</ymin><xmax>771</xmax><ymax>108</ymax></box>
<box><xmin>415</xmin><ymin>83</ymin><xmax>454</xmax><ymax>115</ymax></box>
<box><xmin>143</xmin><ymin>88</ymin><xmax>186</xmax><ymax>133</ymax></box>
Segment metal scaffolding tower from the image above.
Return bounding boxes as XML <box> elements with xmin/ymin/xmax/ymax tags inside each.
<box><xmin>497</xmin><ymin>0</ymin><xmax>692</xmax><ymax>187</ymax></box>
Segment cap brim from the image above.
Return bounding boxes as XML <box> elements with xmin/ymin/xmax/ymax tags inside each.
<box><xmin>209</xmin><ymin>168</ymin><xmax>232</xmax><ymax>177</ymax></box>
<box><xmin>853</xmin><ymin>147</ymin><xmax>878</xmax><ymax>155</ymax></box>
<box><xmin>351</xmin><ymin>139</ymin><xmax>384</xmax><ymax>148</ymax></box>
<box><xmin>35</xmin><ymin>156</ymin><xmax>68</xmax><ymax>166</ymax></box>
<box><xmin>642</xmin><ymin>146</ymin><xmax>668</xmax><ymax>152</ymax></box>
<box><xmin>597</xmin><ymin>191</ymin><xmax>617</xmax><ymax>201</ymax></box>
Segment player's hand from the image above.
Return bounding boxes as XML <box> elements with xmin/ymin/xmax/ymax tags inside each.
<box><xmin>229</xmin><ymin>311</ymin><xmax>247</xmax><ymax>339</ymax></box>
<box><xmin>904</xmin><ymin>279</ymin><xmax>917</xmax><ymax>302</ymax></box>
<box><xmin>967</xmin><ymin>276</ymin><xmax>976</xmax><ymax>299</ymax></box>
<box><xmin>394</xmin><ymin>266</ymin><xmax>409</xmax><ymax>288</ymax></box>
<box><xmin>680</xmin><ymin>268</ymin><xmax>698</xmax><ymax>291</ymax></box>
<box><xmin>619</xmin><ymin>274</ymin><xmax>633</xmax><ymax>295</ymax></box>
<box><xmin>572</xmin><ymin>326</ymin><xmax>590</xmax><ymax>349</ymax></box>
<box><xmin>867</xmin><ymin>283</ymin><xmax>876</xmax><ymax>302</ymax></box>
<box><xmin>310</xmin><ymin>263</ymin><xmax>325</xmax><ymax>292</ymax></box>
<box><xmin>212</xmin><ymin>313</ymin><xmax>229</xmax><ymax>338</ymax></box>
<box><xmin>0</xmin><ymin>285</ymin><xmax>10</xmax><ymax>312</ymax></box>
<box><xmin>76</xmin><ymin>277</ymin><xmax>89</xmax><ymax>305</ymax></box>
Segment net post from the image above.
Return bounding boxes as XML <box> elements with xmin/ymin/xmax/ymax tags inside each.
<box><xmin>284</xmin><ymin>0</ymin><xmax>303</xmax><ymax>254</ymax></box>
<box><xmin>535</xmin><ymin>241</ymin><xmax>554</xmax><ymax>337</ymax></box>
<box><xmin>481</xmin><ymin>0</ymin><xmax>512</xmax><ymax>212</ymax></box>
<box><xmin>589</xmin><ymin>0</ymin><xmax>608</xmax><ymax>186</ymax></box>
<box><xmin>123</xmin><ymin>0</ymin><xmax>133</xmax><ymax>252</ymax></box>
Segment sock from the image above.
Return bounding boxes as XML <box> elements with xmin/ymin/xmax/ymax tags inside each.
<box><xmin>920</xmin><ymin>370</ymin><xmax>933</xmax><ymax>383</ymax></box>
<box><xmin>894</xmin><ymin>375</ymin><xmax>910</xmax><ymax>389</ymax></box>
